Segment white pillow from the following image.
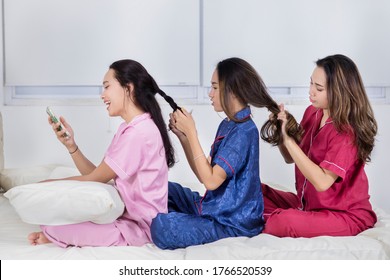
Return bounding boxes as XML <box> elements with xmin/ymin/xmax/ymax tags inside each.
<box><xmin>4</xmin><ymin>180</ymin><xmax>125</xmax><ymax>225</ymax></box>
<box><xmin>0</xmin><ymin>164</ymin><xmax>59</xmax><ymax>192</ymax></box>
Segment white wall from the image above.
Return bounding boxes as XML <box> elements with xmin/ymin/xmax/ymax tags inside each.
<box><xmin>1</xmin><ymin>1</ymin><xmax>389</xmax><ymax>213</ymax></box>
<box><xmin>203</xmin><ymin>0</ymin><xmax>390</xmax><ymax>86</ymax></box>
<box><xmin>4</xmin><ymin>0</ymin><xmax>390</xmax><ymax>87</ymax></box>
<box><xmin>4</xmin><ymin>0</ymin><xmax>200</xmax><ymax>86</ymax></box>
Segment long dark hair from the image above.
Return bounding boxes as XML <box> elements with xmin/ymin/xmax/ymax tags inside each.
<box><xmin>216</xmin><ymin>57</ymin><xmax>303</xmax><ymax>145</ymax></box>
<box><xmin>316</xmin><ymin>54</ymin><xmax>377</xmax><ymax>162</ymax></box>
<box><xmin>109</xmin><ymin>59</ymin><xmax>180</xmax><ymax>168</ymax></box>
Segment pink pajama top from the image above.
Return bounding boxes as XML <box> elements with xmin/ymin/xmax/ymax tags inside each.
<box><xmin>104</xmin><ymin>113</ymin><xmax>168</xmax><ymax>245</ymax></box>
<box><xmin>296</xmin><ymin>106</ymin><xmax>377</xmax><ymax>229</ymax></box>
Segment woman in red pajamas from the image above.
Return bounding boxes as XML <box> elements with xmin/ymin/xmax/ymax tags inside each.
<box><xmin>262</xmin><ymin>54</ymin><xmax>378</xmax><ymax>237</ymax></box>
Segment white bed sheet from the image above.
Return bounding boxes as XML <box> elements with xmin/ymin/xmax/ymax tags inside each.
<box><xmin>1</xmin><ymin>194</ymin><xmax>390</xmax><ymax>260</ymax></box>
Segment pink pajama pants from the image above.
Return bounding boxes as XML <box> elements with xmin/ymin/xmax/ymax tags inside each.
<box><xmin>41</xmin><ymin>222</ymin><xmax>128</xmax><ymax>248</ymax></box>
<box><xmin>261</xmin><ymin>184</ymin><xmax>364</xmax><ymax>237</ymax></box>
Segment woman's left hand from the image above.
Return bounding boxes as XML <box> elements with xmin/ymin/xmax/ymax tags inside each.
<box><xmin>168</xmin><ymin>112</ymin><xmax>186</xmax><ymax>139</ymax></box>
<box><xmin>173</xmin><ymin>108</ymin><xmax>196</xmax><ymax>137</ymax></box>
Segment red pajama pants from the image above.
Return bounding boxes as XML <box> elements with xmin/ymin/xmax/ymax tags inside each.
<box><xmin>261</xmin><ymin>184</ymin><xmax>364</xmax><ymax>237</ymax></box>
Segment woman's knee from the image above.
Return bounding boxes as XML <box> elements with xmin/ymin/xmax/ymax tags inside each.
<box><xmin>150</xmin><ymin>214</ymin><xmax>175</xmax><ymax>249</ymax></box>
<box><xmin>263</xmin><ymin>209</ymin><xmax>299</xmax><ymax>237</ymax></box>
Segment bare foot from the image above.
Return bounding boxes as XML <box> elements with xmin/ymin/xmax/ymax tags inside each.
<box><xmin>28</xmin><ymin>232</ymin><xmax>51</xmax><ymax>245</ymax></box>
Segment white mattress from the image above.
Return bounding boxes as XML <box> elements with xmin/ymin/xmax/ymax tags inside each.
<box><xmin>1</xmin><ymin>194</ymin><xmax>390</xmax><ymax>260</ymax></box>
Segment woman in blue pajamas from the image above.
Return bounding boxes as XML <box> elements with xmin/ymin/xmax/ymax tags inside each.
<box><xmin>151</xmin><ymin>57</ymin><xmax>297</xmax><ymax>249</ymax></box>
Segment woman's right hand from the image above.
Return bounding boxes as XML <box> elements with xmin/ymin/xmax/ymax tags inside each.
<box><xmin>277</xmin><ymin>104</ymin><xmax>289</xmax><ymax>136</ymax></box>
<box><xmin>48</xmin><ymin>116</ymin><xmax>77</xmax><ymax>153</ymax></box>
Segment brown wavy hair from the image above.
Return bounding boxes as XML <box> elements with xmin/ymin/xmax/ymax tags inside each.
<box><xmin>316</xmin><ymin>54</ymin><xmax>377</xmax><ymax>162</ymax></box>
<box><xmin>216</xmin><ymin>57</ymin><xmax>303</xmax><ymax>145</ymax></box>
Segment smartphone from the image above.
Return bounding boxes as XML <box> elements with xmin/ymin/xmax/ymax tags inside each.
<box><xmin>46</xmin><ymin>106</ymin><xmax>70</xmax><ymax>138</ymax></box>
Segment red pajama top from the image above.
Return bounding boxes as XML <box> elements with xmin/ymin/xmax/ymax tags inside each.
<box><xmin>295</xmin><ymin>105</ymin><xmax>377</xmax><ymax>228</ymax></box>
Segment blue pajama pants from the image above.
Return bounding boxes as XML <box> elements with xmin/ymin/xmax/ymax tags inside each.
<box><xmin>151</xmin><ymin>182</ymin><xmax>239</xmax><ymax>250</ymax></box>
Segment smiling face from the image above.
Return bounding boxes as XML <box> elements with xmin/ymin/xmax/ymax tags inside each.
<box><xmin>101</xmin><ymin>69</ymin><xmax>128</xmax><ymax>117</ymax></box>
<box><xmin>208</xmin><ymin>69</ymin><xmax>223</xmax><ymax>112</ymax></box>
<box><xmin>309</xmin><ymin>66</ymin><xmax>329</xmax><ymax>110</ymax></box>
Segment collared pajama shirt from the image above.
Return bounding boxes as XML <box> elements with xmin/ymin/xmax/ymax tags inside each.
<box><xmin>151</xmin><ymin>107</ymin><xmax>264</xmax><ymax>249</ymax></box>
<box><xmin>262</xmin><ymin>105</ymin><xmax>377</xmax><ymax>237</ymax></box>
<box><xmin>296</xmin><ymin>106</ymin><xmax>377</xmax><ymax>226</ymax></box>
<box><xmin>202</xmin><ymin>107</ymin><xmax>264</xmax><ymax>234</ymax></box>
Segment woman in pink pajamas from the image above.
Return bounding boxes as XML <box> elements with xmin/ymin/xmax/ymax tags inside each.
<box><xmin>28</xmin><ymin>59</ymin><xmax>180</xmax><ymax>247</ymax></box>
<box><xmin>261</xmin><ymin>54</ymin><xmax>378</xmax><ymax>237</ymax></box>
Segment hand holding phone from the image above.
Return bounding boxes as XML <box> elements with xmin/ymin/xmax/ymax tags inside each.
<box><xmin>46</xmin><ymin>106</ymin><xmax>70</xmax><ymax>138</ymax></box>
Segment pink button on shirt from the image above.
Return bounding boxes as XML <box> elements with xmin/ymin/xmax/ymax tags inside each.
<box><xmin>105</xmin><ymin>113</ymin><xmax>168</xmax><ymax>245</ymax></box>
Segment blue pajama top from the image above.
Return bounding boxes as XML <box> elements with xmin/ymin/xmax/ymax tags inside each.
<box><xmin>199</xmin><ymin>106</ymin><xmax>264</xmax><ymax>236</ymax></box>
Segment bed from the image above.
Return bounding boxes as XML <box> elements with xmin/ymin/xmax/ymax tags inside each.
<box><xmin>1</xmin><ymin>168</ymin><xmax>390</xmax><ymax>260</ymax></box>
